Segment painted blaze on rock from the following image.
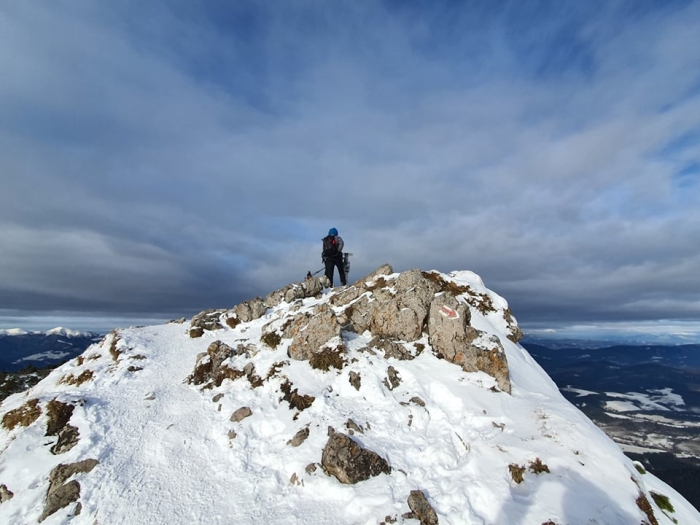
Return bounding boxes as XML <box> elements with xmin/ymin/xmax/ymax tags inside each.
<box><xmin>427</xmin><ymin>290</ymin><xmax>511</xmax><ymax>393</ymax></box>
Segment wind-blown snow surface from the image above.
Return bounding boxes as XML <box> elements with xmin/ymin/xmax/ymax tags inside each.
<box><xmin>0</xmin><ymin>270</ymin><xmax>697</xmax><ymax>524</ymax></box>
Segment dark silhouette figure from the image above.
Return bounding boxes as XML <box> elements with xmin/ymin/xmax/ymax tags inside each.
<box><xmin>322</xmin><ymin>227</ymin><xmax>346</xmax><ymax>287</ymax></box>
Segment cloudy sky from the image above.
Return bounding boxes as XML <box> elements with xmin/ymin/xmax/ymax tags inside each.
<box><xmin>1</xmin><ymin>1</ymin><xmax>699</xmax><ymax>338</ymax></box>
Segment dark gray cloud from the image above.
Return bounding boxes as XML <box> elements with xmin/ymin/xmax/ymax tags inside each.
<box><xmin>1</xmin><ymin>1</ymin><xmax>700</xmax><ymax>335</ymax></box>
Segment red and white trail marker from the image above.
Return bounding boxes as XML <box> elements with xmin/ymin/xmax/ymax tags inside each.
<box><xmin>439</xmin><ymin>305</ymin><xmax>459</xmax><ymax>319</ymax></box>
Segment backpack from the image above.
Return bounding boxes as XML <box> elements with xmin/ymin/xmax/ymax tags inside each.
<box><xmin>322</xmin><ymin>235</ymin><xmax>339</xmax><ymax>258</ymax></box>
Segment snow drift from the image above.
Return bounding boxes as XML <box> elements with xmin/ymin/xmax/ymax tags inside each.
<box><xmin>0</xmin><ymin>265</ymin><xmax>697</xmax><ymax>524</ymax></box>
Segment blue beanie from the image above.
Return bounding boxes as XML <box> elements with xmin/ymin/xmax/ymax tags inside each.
<box><xmin>329</xmin><ymin>228</ymin><xmax>338</xmax><ymax>236</ymax></box>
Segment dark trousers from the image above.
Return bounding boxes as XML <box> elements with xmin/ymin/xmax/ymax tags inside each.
<box><xmin>325</xmin><ymin>257</ymin><xmax>346</xmax><ymax>287</ymax></box>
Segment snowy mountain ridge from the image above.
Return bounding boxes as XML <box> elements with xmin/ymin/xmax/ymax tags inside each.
<box><xmin>0</xmin><ymin>265</ymin><xmax>697</xmax><ymax>524</ymax></box>
<box><xmin>0</xmin><ymin>328</ymin><xmax>96</xmax><ymax>338</ymax></box>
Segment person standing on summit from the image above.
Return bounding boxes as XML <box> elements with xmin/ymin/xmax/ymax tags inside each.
<box><xmin>322</xmin><ymin>228</ymin><xmax>346</xmax><ymax>287</ymax></box>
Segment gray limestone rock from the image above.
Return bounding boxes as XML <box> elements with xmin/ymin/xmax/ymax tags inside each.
<box><xmin>233</xmin><ymin>298</ymin><xmax>266</xmax><ymax>322</ymax></box>
<box><xmin>40</xmin><ymin>481</ymin><xmax>80</xmax><ymax>522</ymax></box>
<box><xmin>370</xmin><ymin>337</ymin><xmax>415</xmax><ymax>361</ymax></box>
<box><xmin>407</xmin><ymin>490</ymin><xmax>439</xmax><ymax>525</ymax></box>
<box><xmin>503</xmin><ymin>308</ymin><xmax>524</xmax><ymax>343</ymax></box>
<box><xmin>287</xmin><ymin>427</ymin><xmax>310</xmax><ymax>447</ymax></box>
<box><xmin>301</xmin><ymin>276</ymin><xmax>325</xmax><ymax>297</ymax></box>
<box><xmin>345</xmin><ymin>419</ymin><xmax>363</xmax><ymax>434</ymax></box>
<box><xmin>427</xmin><ymin>293</ymin><xmax>472</xmax><ymax>362</ymax></box>
<box><xmin>428</xmin><ymin>292</ymin><xmax>510</xmax><ymax>393</ymax></box>
<box><xmin>349</xmin><ymin>371</ymin><xmax>361</xmax><ymax>391</ymax></box>
<box><xmin>330</xmin><ymin>285</ymin><xmax>362</xmax><ymax>307</ymax></box>
<box><xmin>383</xmin><ymin>366</ymin><xmax>402</xmax><ymax>391</ymax></box>
<box><xmin>188</xmin><ymin>340</ymin><xmax>235</xmax><ymax>387</ymax></box>
<box><xmin>409</xmin><ymin>396</ymin><xmax>426</xmax><ymax>407</ymax></box>
<box><xmin>190</xmin><ymin>309</ymin><xmax>227</xmax><ymax>332</ymax></box>
<box><xmin>355</xmin><ymin>264</ymin><xmax>394</xmax><ymax>287</ymax></box>
<box><xmin>463</xmin><ymin>333</ymin><xmax>511</xmax><ymax>394</ymax></box>
<box><xmin>284</xmin><ymin>285</ymin><xmax>305</xmax><ymax>303</ymax></box>
<box><xmin>287</xmin><ymin>305</ymin><xmax>341</xmax><ymax>361</ymax></box>
<box><xmin>231</xmin><ymin>406</ymin><xmax>252</xmax><ymax>423</ymax></box>
<box><xmin>51</xmin><ymin>425</ymin><xmax>80</xmax><ymax>455</ymax></box>
<box><xmin>369</xmin><ymin>301</ymin><xmax>423</xmax><ymax>342</ymax></box>
<box><xmin>321</xmin><ymin>433</ymin><xmax>391</xmax><ymax>484</ymax></box>
<box><xmin>40</xmin><ymin>459</ymin><xmax>98</xmax><ymax>522</ymax></box>
<box><xmin>264</xmin><ymin>286</ymin><xmax>289</xmax><ymax>308</ymax></box>
<box><xmin>345</xmin><ymin>295</ymin><xmax>373</xmax><ymax>334</ymax></box>
<box><xmin>0</xmin><ymin>484</ymin><xmax>13</xmax><ymax>503</ymax></box>
<box><xmin>361</xmin><ymin>269</ymin><xmax>438</xmax><ymax>342</ymax></box>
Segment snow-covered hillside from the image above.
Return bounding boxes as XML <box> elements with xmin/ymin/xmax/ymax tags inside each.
<box><xmin>0</xmin><ymin>266</ymin><xmax>696</xmax><ymax>524</ymax></box>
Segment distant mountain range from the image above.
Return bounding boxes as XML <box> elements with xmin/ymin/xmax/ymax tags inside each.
<box><xmin>0</xmin><ymin>328</ymin><xmax>100</xmax><ymax>372</ymax></box>
<box><xmin>522</xmin><ymin>339</ymin><xmax>700</xmax><ymax>510</ymax></box>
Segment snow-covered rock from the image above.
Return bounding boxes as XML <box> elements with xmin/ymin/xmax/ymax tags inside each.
<box><xmin>0</xmin><ymin>266</ymin><xmax>697</xmax><ymax>524</ymax></box>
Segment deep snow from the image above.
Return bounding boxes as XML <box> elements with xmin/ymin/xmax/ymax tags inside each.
<box><xmin>0</xmin><ymin>269</ymin><xmax>696</xmax><ymax>524</ymax></box>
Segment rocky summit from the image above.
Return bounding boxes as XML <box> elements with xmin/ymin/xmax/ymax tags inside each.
<box><xmin>0</xmin><ymin>266</ymin><xmax>697</xmax><ymax>524</ymax></box>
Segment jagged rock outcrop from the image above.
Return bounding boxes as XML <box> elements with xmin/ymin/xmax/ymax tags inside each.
<box><xmin>188</xmin><ymin>340</ymin><xmax>238</xmax><ymax>387</ymax></box>
<box><xmin>368</xmin><ymin>269</ymin><xmax>438</xmax><ymax>341</ymax></box>
<box><xmin>189</xmin><ymin>309</ymin><xmax>228</xmax><ymax>337</ymax></box>
<box><xmin>321</xmin><ymin>431</ymin><xmax>391</xmax><ymax>484</ymax></box>
<box><xmin>264</xmin><ymin>276</ymin><xmax>330</xmax><ymax>308</ymax></box>
<box><xmin>287</xmin><ymin>304</ymin><xmax>342</xmax><ymax>361</ymax></box>
<box><xmin>368</xmin><ymin>337</ymin><xmax>416</xmax><ymax>360</ymax></box>
<box><xmin>185</xmin><ymin>265</ymin><xmax>513</xmax><ymax>393</ymax></box>
<box><xmin>233</xmin><ymin>298</ymin><xmax>267</xmax><ymax>323</ymax></box>
<box><xmin>427</xmin><ymin>292</ymin><xmax>510</xmax><ymax>392</ymax></box>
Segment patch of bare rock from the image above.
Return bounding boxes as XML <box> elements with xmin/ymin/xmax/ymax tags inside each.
<box><xmin>406</xmin><ymin>490</ymin><xmax>439</xmax><ymax>525</ymax></box>
<box><xmin>39</xmin><ymin>459</ymin><xmax>98</xmax><ymax>522</ymax></box>
<box><xmin>46</xmin><ymin>399</ymin><xmax>80</xmax><ymax>455</ymax></box>
<box><xmin>0</xmin><ymin>485</ymin><xmax>13</xmax><ymax>503</ymax></box>
<box><xmin>321</xmin><ymin>429</ymin><xmax>391</xmax><ymax>484</ymax></box>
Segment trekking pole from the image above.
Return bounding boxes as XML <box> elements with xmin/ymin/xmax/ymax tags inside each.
<box><xmin>306</xmin><ymin>268</ymin><xmax>325</xmax><ymax>280</ymax></box>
